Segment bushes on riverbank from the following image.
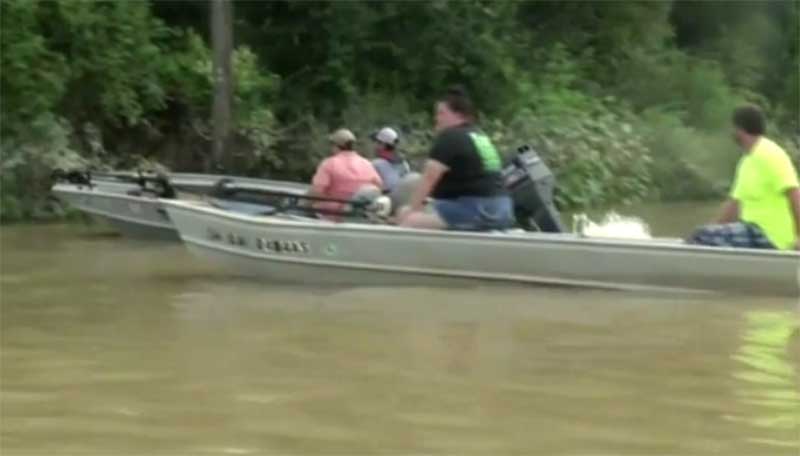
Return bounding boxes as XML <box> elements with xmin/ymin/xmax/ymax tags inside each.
<box><xmin>2</xmin><ymin>0</ymin><xmax>797</xmax><ymax>222</ymax></box>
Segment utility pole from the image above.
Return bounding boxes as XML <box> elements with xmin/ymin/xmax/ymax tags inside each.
<box><xmin>210</xmin><ymin>0</ymin><xmax>233</xmax><ymax>171</ymax></box>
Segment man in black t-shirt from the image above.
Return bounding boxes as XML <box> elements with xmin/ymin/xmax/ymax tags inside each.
<box><xmin>396</xmin><ymin>87</ymin><xmax>514</xmax><ymax>230</ymax></box>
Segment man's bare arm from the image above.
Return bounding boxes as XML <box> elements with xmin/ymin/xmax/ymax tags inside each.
<box><xmin>405</xmin><ymin>159</ymin><xmax>448</xmax><ymax>212</ymax></box>
<box><xmin>716</xmin><ymin>199</ymin><xmax>739</xmax><ymax>224</ymax></box>
<box><xmin>787</xmin><ymin>187</ymin><xmax>800</xmax><ymax>249</ymax></box>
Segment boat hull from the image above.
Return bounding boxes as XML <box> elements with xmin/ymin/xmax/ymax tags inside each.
<box><xmin>51</xmin><ymin>175</ymin><xmax>309</xmax><ymax>241</ymax></box>
<box><xmin>52</xmin><ymin>184</ymin><xmax>179</xmax><ymax>240</ymax></box>
<box><xmin>163</xmin><ymin>200</ymin><xmax>800</xmax><ymax>296</ymax></box>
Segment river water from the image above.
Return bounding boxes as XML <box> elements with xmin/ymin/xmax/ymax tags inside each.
<box><xmin>1</xmin><ymin>203</ymin><xmax>798</xmax><ymax>455</ymax></box>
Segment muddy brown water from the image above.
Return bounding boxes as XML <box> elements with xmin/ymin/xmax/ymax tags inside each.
<box><xmin>1</xmin><ymin>203</ymin><xmax>798</xmax><ymax>454</ymax></box>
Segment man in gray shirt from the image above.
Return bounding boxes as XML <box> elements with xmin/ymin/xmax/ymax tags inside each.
<box><xmin>370</xmin><ymin>127</ymin><xmax>410</xmax><ymax>193</ymax></box>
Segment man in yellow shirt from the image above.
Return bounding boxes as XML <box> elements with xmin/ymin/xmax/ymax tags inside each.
<box><xmin>690</xmin><ymin>106</ymin><xmax>800</xmax><ymax>250</ymax></box>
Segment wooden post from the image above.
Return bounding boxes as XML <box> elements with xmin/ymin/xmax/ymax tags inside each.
<box><xmin>210</xmin><ymin>0</ymin><xmax>233</xmax><ymax>171</ymax></box>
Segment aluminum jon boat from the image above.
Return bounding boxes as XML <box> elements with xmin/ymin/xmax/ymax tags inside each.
<box><xmin>162</xmin><ymin>199</ymin><xmax>800</xmax><ymax>296</ymax></box>
<box><xmin>51</xmin><ymin>171</ymin><xmax>309</xmax><ymax>240</ymax></box>
<box><xmin>162</xmin><ymin>148</ymin><xmax>798</xmax><ymax>296</ymax></box>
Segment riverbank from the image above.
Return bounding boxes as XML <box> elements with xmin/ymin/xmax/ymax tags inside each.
<box><xmin>3</xmin><ymin>1</ymin><xmax>797</xmax><ymax>223</ymax></box>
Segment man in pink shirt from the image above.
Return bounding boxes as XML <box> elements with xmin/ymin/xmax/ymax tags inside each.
<box><xmin>310</xmin><ymin>128</ymin><xmax>383</xmax><ymax>218</ymax></box>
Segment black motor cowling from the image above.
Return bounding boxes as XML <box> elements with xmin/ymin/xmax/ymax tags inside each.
<box><xmin>501</xmin><ymin>145</ymin><xmax>565</xmax><ymax>232</ymax></box>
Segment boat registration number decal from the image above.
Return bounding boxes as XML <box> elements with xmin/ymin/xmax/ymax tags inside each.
<box><xmin>255</xmin><ymin>238</ymin><xmax>310</xmax><ymax>255</ymax></box>
<box><xmin>205</xmin><ymin>228</ymin><xmax>309</xmax><ymax>254</ymax></box>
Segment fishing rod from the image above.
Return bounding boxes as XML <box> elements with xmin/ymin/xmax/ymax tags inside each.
<box><xmin>210</xmin><ymin>179</ymin><xmax>391</xmax><ymax>220</ymax></box>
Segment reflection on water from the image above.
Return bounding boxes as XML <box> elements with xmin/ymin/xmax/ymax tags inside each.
<box><xmin>1</xmin><ymin>221</ymin><xmax>799</xmax><ymax>455</ymax></box>
<box><xmin>728</xmin><ymin>311</ymin><xmax>800</xmax><ymax>449</ymax></box>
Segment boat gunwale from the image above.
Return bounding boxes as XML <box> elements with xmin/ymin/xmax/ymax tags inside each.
<box><xmin>67</xmin><ymin>171</ymin><xmax>309</xmax><ymax>192</ymax></box>
<box><xmin>52</xmin><ymin>184</ymin><xmax>203</xmax><ymax>206</ymax></box>
<box><xmin>169</xmin><ymin>173</ymin><xmax>309</xmax><ymax>191</ymax></box>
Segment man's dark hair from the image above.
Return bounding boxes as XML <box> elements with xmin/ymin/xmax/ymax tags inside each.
<box><xmin>732</xmin><ymin>105</ymin><xmax>766</xmax><ymax>136</ymax></box>
<box><xmin>440</xmin><ymin>85</ymin><xmax>477</xmax><ymax>120</ymax></box>
<box><xmin>338</xmin><ymin>141</ymin><xmax>355</xmax><ymax>150</ymax></box>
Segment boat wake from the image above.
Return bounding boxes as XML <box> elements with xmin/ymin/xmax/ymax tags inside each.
<box><xmin>573</xmin><ymin>212</ymin><xmax>653</xmax><ymax>240</ymax></box>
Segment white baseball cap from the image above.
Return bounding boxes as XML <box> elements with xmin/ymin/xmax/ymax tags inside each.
<box><xmin>371</xmin><ymin>127</ymin><xmax>399</xmax><ymax>146</ymax></box>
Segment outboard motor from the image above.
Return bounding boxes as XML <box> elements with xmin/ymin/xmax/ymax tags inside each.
<box><xmin>501</xmin><ymin>145</ymin><xmax>565</xmax><ymax>232</ymax></box>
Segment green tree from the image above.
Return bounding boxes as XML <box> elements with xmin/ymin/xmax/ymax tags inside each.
<box><xmin>0</xmin><ymin>0</ymin><xmax>67</xmax><ymax>136</ymax></box>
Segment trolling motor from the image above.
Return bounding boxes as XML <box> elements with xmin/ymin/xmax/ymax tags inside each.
<box><xmin>501</xmin><ymin>145</ymin><xmax>565</xmax><ymax>232</ymax></box>
<box><xmin>137</xmin><ymin>171</ymin><xmax>176</xmax><ymax>199</ymax></box>
<box><xmin>117</xmin><ymin>169</ymin><xmax>176</xmax><ymax>198</ymax></box>
<box><xmin>51</xmin><ymin>168</ymin><xmax>92</xmax><ymax>187</ymax></box>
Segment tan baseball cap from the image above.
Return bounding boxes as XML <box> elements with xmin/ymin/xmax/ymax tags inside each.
<box><xmin>329</xmin><ymin>128</ymin><xmax>356</xmax><ymax>147</ymax></box>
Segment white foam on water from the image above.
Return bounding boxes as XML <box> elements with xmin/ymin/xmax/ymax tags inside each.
<box><xmin>573</xmin><ymin>212</ymin><xmax>653</xmax><ymax>240</ymax></box>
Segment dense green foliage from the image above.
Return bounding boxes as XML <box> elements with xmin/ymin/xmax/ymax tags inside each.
<box><xmin>1</xmin><ymin>0</ymin><xmax>798</xmax><ymax>222</ymax></box>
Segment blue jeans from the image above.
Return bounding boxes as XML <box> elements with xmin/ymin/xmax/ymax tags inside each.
<box><xmin>433</xmin><ymin>195</ymin><xmax>515</xmax><ymax>231</ymax></box>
